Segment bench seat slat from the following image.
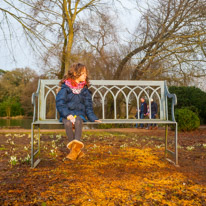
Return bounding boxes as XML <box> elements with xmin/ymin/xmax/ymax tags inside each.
<box><xmin>32</xmin><ymin>119</ymin><xmax>176</xmax><ymax>125</ymax></box>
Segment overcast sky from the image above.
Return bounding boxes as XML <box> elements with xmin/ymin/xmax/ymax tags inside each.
<box><xmin>0</xmin><ymin>0</ymin><xmax>140</xmax><ymax>74</ymax></box>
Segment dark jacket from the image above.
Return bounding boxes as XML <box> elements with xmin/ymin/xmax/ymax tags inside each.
<box><xmin>56</xmin><ymin>83</ymin><xmax>98</xmax><ymax>122</ymax></box>
<box><xmin>151</xmin><ymin>102</ymin><xmax>158</xmax><ymax>114</ymax></box>
<box><xmin>140</xmin><ymin>102</ymin><xmax>147</xmax><ymax>114</ymax></box>
<box><xmin>136</xmin><ymin>101</ymin><xmax>147</xmax><ymax>118</ymax></box>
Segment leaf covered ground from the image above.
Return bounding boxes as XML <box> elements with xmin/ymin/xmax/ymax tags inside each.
<box><xmin>0</xmin><ymin>127</ymin><xmax>206</xmax><ymax>206</ymax></box>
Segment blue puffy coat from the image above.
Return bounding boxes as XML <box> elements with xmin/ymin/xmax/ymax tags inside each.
<box><xmin>56</xmin><ymin>83</ymin><xmax>98</xmax><ymax>122</ymax></box>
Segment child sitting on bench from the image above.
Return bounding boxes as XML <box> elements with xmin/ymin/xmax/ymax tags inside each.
<box><xmin>56</xmin><ymin>63</ymin><xmax>101</xmax><ymax>160</ymax></box>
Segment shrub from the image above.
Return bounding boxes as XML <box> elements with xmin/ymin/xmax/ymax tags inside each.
<box><xmin>169</xmin><ymin>86</ymin><xmax>206</xmax><ymax>124</ymax></box>
<box><xmin>175</xmin><ymin>108</ymin><xmax>200</xmax><ymax>131</ymax></box>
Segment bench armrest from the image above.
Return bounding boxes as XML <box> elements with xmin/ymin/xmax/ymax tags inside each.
<box><xmin>32</xmin><ymin>79</ymin><xmax>41</xmax><ymax>122</ymax></box>
<box><xmin>31</xmin><ymin>92</ymin><xmax>39</xmax><ymax>122</ymax></box>
<box><xmin>165</xmin><ymin>83</ymin><xmax>177</xmax><ymax>122</ymax></box>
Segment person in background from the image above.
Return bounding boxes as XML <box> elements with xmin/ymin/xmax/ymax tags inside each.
<box><xmin>145</xmin><ymin>105</ymin><xmax>150</xmax><ymax>129</ymax></box>
<box><xmin>148</xmin><ymin>98</ymin><xmax>158</xmax><ymax>129</ymax></box>
<box><xmin>135</xmin><ymin>97</ymin><xmax>147</xmax><ymax>129</ymax></box>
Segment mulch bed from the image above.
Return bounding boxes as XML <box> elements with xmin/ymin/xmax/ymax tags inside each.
<box><xmin>0</xmin><ymin>127</ymin><xmax>205</xmax><ymax>205</ymax></box>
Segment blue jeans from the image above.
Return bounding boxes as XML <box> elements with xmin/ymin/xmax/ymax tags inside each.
<box><xmin>149</xmin><ymin>113</ymin><xmax>156</xmax><ymax>127</ymax></box>
<box><xmin>135</xmin><ymin>113</ymin><xmax>144</xmax><ymax>128</ymax></box>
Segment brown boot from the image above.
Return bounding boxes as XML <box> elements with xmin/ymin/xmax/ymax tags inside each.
<box><xmin>77</xmin><ymin>151</ymin><xmax>85</xmax><ymax>159</ymax></box>
<box><xmin>66</xmin><ymin>140</ymin><xmax>84</xmax><ymax>160</ymax></box>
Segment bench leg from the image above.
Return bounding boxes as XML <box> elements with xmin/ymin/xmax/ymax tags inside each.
<box><xmin>165</xmin><ymin>124</ymin><xmax>179</xmax><ymax>166</ymax></box>
<box><xmin>165</xmin><ymin>124</ymin><xmax>168</xmax><ymax>157</ymax></box>
<box><xmin>31</xmin><ymin>124</ymin><xmax>41</xmax><ymax>168</ymax></box>
<box><xmin>31</xmin><ymin>123</ymin><xmax>35</xmax><ymax>167</ymax></box>
<box><xmin>175</xmin><ymin>122</ymin><xmax>178</xmax><ymax>165</ymax></box>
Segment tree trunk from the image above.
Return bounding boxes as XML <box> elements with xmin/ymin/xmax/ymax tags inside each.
<box><xmin>64</xmin><ymin>28</ymin><xmax>74</xmax><ymax>75</ymax></box>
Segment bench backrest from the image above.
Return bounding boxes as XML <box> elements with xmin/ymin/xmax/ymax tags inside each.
<box><xmin>35</xmin><ymin>79</ymin><xmax>171</xmax><ymax>121</ymax></box>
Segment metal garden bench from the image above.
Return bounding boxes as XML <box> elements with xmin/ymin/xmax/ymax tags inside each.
<box><xmin>31</xmin><ymin>79</ymin><xmax>178</xmax><ymax>168</ymax></box>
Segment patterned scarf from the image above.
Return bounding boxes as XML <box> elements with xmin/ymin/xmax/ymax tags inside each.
<box><xmin>65</xmin><ymin>79</ymin><xmax>86</xmax><ymax>94</ymax></box>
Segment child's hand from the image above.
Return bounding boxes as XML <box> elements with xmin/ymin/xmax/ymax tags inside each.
<box><xmin>67</xmin><ymin>115</ymin><xmax>74</xmax><ymax>120</ymax></box>
<box><xmin>95</xmin><ymin>120</ymin><xmax>102</xmax><ymax>123</ymax></box>
<box><xmin>67</xmin><ymin>115</ymin><xmax>77</xmax><ymax>124</ymax></box>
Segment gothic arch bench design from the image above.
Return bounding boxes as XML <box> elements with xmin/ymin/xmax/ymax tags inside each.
<box><xmin>31</xmin><ymin>80</ymin><xmax>178</xmax><ymax>168</ymax></box>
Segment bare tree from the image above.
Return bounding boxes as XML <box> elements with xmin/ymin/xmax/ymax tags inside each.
<box><xmin>76</xmin><ymin>11</ymin><xmax>123</xmax><ymax>79</ymax></box>
<box><xmin>1</xmin><ymin>0</ymin><xmax>109</xmax><ymax>77</ymax></box>
<box><xmin>114</xmin><ymin>0</ymin><xmax>206</xmax><ymax>84</ymax></box>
